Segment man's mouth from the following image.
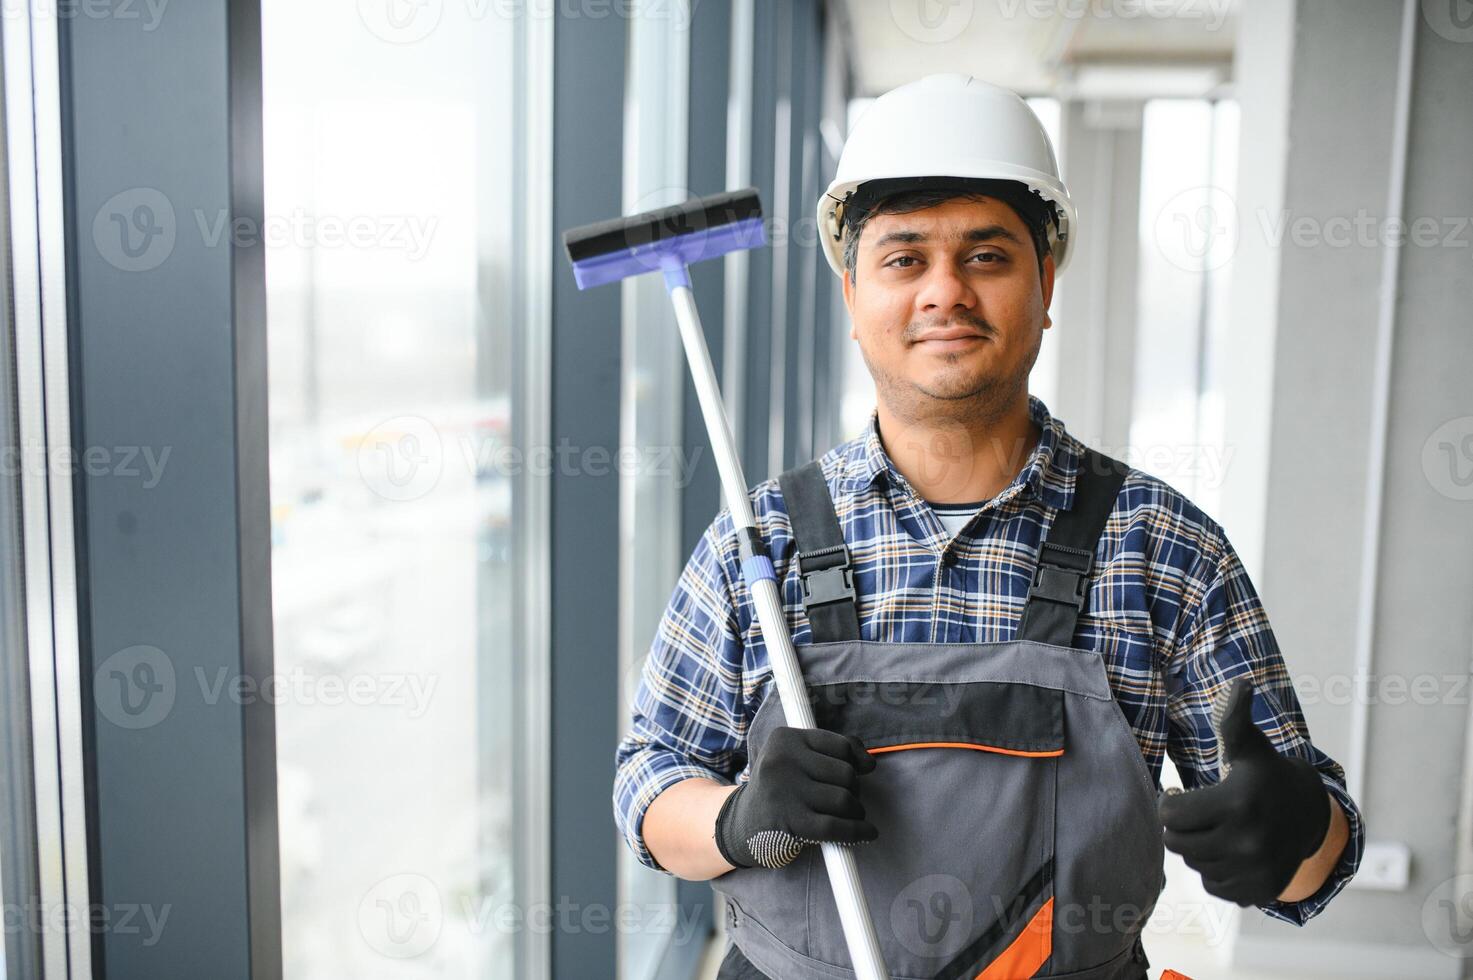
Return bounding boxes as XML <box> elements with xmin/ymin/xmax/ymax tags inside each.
<box><xmin>915</xmin><ymin>326</ymin><xmax>986</xmax><ymax>342</ymax></box>
<box><xmin>912</xmin><ymin>325</ymin><xmax>990</xmax><ymax>350</ymax></box>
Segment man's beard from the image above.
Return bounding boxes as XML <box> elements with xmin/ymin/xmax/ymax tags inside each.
<box><xmin>861</xmin><ymin>321</ymin><xmax>1041</xmax><ymax>428</ymax></box>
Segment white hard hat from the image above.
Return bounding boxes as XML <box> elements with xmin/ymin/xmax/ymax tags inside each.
<box><xmin>818</xmin><ymin>73</ymin><xmax>1076</xmax><ymax>277</ymax></box>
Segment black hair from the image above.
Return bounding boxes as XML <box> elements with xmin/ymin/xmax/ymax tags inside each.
<box><xmin>839</xmin><ymin>177</ymin><xmax>1056</xmax><ymax>284</ymax></box>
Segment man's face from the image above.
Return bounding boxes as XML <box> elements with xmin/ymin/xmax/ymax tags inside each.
<box><xmin>841</xmin><ymin>195</ymin><xmax>1055</xmax><ymax>419</ymax></box>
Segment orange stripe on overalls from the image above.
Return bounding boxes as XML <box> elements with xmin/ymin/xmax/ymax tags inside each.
<box><xmin>973</xmin><ymin>897</ymin><xmax>1053</xmax><ymax>980</ymax></box>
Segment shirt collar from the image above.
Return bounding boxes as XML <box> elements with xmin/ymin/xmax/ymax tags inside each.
<box><xmin>836</xmin><ymin>395</ymin><xmax>1079</xmax><ymax>513</ymax></box>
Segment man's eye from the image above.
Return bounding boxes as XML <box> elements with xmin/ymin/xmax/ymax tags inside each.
<box><xmin>970</xmin><ymin>252</ymin><xmax>1003</xmax><ymax>264</ymax></box>
<box><xmin>885</xmin><ymin>255</ymin><xmax>918</xmax><ymax>268</ymax></box>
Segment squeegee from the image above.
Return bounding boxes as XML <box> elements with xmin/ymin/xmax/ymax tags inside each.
<box><xmin>563</xmin><ymin>189</ymin><xmax>890</xmax><ymax>980</ymax></box>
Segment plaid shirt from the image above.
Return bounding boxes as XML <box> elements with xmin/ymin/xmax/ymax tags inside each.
<box><xmin>614</xmin><ymin>395</ymin><xmax>1364</xmax><ymax>926</ymax></box>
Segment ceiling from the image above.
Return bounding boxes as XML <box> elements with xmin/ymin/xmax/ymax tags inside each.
<box><xmin>837</xmin><ymin>0</ymin><xmax>1240</xmax><ymax>100</ymax></box>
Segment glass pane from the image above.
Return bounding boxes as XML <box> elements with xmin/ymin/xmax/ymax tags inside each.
<box><xmin>1131</xmin><ymin>99</ymin><xmax>1239</xmax><ymax>508</ymax></box>
<box><xmin>1026</xmin><ymin>96</ymin><xmax>1062</xmax><ymax>411</ymax></box>
<box><xmin>262</xmin><ymin>5</ymin><xmax>526</xmax><ymax>976</ymax></box>
<box><xmin>618</xmin><ymin>8</ymin><xmax>690</xmax><ymax>978</ymax></box>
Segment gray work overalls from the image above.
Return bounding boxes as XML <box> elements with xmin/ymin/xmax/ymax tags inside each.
<box><xmin>712</xmin><ymin>448</ymin><xmax>1165</xmax><ymax>980</ymax></box>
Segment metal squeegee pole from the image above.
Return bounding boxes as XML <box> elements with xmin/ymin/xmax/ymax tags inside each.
<box><xmin>665</xmin><ymin>273</ymin><xmax>889</xmax><ymax>980</ymax></box>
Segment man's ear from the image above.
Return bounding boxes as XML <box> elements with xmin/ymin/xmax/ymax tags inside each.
<box><xmin>1039</xmin><ymin>251</ymin><xmax>1056</xmax><ymax>324</ymax></box>
<box><xmin>842</xmin><ymin>268</ymin><xmax>857</xmax><ymax>338</ymax></box>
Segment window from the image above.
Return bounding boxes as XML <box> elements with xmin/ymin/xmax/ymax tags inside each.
<box><xmin>1131</xmin><ymin>99</ymin><xmax>1240</xmax><ymax>515</ymax></box>
<box><xmin>618</xmin><ymin>7</ymin><xmax>692</xmax><ymax>977</ymax></box>
<box><xmin>262</xmin><ymin>4</ymin><xmax>545</xmax><ymax>976</ymax></box>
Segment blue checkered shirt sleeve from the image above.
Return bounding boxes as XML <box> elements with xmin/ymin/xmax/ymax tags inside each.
<box><xmin>613</xmin><ymin>517</ymin><xmax>747</xmax><ymax>873</ymax></box>
<box><xmin>1164</xmin><ymin>533</ymin><xmax>1366</xmax><ymax>925</ymax></box>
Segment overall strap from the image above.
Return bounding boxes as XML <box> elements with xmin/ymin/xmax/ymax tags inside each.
<box><xmin>1015</xmin><ymin>448</ymin><xmax>1130</xmax><ymax>647</ymax></box>
<box><xmin>777</xmin><ymin>461</ymin><xmax>860</xmax><ymax>643</ymax></box>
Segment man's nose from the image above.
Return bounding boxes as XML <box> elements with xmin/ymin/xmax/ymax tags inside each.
<box><xmin>915</xmin><ymin>258</ymin><xmax>979</xmax><ymax>313</ymax></box>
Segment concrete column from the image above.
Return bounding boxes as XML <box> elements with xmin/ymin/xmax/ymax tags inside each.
<box><xmin>1228</xmin><ymin>1</ymin><xmax>1473</xmax><ymax>975</ymax></box>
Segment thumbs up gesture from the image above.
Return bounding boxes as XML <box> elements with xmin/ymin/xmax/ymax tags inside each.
<box><xmin>1158</xmin><ymin>676</ymin><xmax>1333</xmax><ymax>906</ymax></box>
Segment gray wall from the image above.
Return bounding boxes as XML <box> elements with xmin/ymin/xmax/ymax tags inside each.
<box><xmin>1232</xmin><ymin>1</ymin><xmax>1473</xmax><ymax>974</ymax></box>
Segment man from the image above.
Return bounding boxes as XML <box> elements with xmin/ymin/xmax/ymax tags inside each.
<box><xmin>614</xmin><ymin>74</ymin><xmax>1363</xmax><ymax>980</ymax></box>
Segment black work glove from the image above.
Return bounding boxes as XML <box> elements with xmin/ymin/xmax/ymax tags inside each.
<box><xmin>715</xmin><ymin>725</ymin><xmax>879</xmax><ymax>870</ymax></box>
<box><xmin>1158</xmin><ymin>676</ymin><xmax>1332</xmax><ymax>907</ymax></box>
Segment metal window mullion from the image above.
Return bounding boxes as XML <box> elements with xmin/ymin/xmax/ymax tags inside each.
<box><xmin>721</xmin><ymin>0</ymin><xmax>753</xmax><ymax>454</ymax></box>
<box><xmin>4</xmin><ymin>2</ymin><xmax>89</xmax><ymax>976</ymax></box>
<box><xmin>791</xmin><ymin>0</ymin><xmax>820</xmax><ymax>465</ymax></box>
<box><xmin>514</xmin><ymin>4</ymin><xmax>555</xmax><ymax>980</ymax></box>
<box><xmin>33</xmin><ymin>2</ymin><xmax>92</xmax><ymax>971</ymax></box>
<box><xmin>765</xmin><ymin>0</ymin><xmax>792</xmax><ymax>478</ymax></box>
<box><xmin>0</xmin><ymin>140</ymin><xmax>41</xmax><ymax>979</ymax></box>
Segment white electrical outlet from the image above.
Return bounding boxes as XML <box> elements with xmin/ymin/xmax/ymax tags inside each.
<box><xmin>1349</xmin><ymin>839</ymin><xmax>1411</xmax><ymax>891</ymax></box>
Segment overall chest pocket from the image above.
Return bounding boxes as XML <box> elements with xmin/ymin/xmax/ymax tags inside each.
<box><xmin>805</xmin><ymin>680</ymin><xmax>1063</xmax><ymax>979</ymax></box>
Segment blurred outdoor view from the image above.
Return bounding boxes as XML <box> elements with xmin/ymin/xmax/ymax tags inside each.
<box><xmin>262</xmin><ymin>3</ymin><xmax>522</xmax><ymax>976</ymax></box>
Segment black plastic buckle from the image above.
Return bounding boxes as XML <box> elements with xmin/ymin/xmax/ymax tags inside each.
<box><xmin>798</xmin><ymin>555</ymin><xmax>857</xmax><ymax>608</ymax></box>
<box><xmin>1028</xmin><ymin>560</ymin><xmax>1090</xmax><ymax>611</ymax></box>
